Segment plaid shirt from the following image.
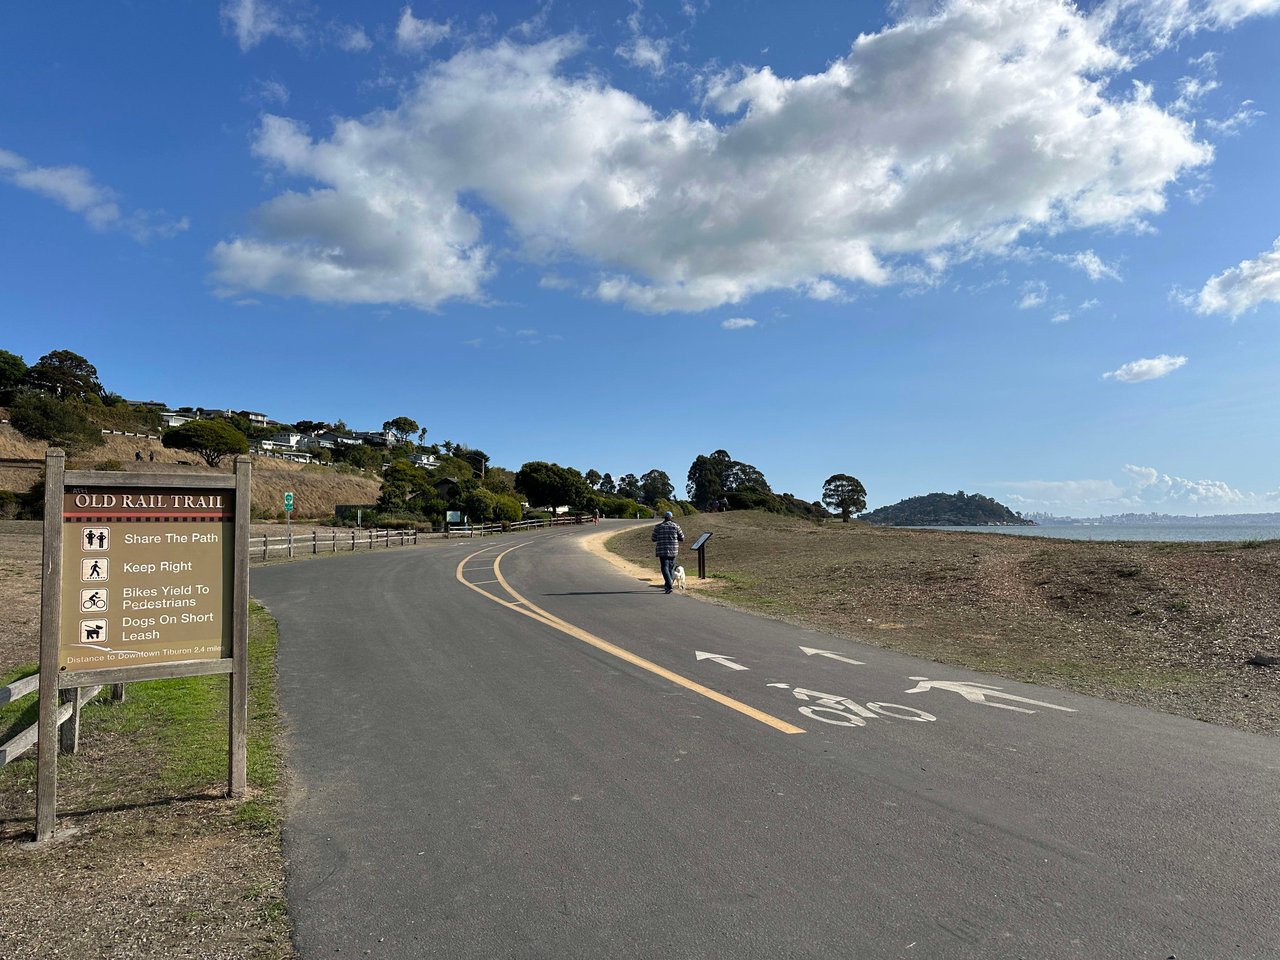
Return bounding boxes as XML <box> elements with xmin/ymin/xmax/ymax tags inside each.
<box><xmin>651</xmin><ymin>519</ymin><xmax>685</xmax><ymax>557</ymax></box>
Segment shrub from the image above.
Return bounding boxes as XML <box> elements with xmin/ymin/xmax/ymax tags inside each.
<box><xmin>9</xmin><ymin>389</ymin><xmax>104</xmax><ymax>452</ymax></box>
<box><xmin>95</xmin><ymin>459</ymin><xmax>125</xmax><ymax>471</ymax></box>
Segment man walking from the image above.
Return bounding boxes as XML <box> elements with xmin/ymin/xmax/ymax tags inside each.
<box><xmin>651</xmin><ymin>510</ymin><xmax>685</xmax><ymax>594</ymax></box>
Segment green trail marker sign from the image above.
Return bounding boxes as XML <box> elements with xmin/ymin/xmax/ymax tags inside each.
<box><xmin>284</xmin><ymin>492</ymin><xmax>294</xmax><ymax>513</ymax></box>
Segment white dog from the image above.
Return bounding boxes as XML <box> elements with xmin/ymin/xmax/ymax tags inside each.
<box><xmin>673</xmin><ymin>565</ymin><xmax>687</xmax><ymax>592</ymax></box>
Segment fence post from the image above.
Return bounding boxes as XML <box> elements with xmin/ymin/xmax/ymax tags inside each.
<box><xmin>288</xmin><ymin>529</ymin><xmax>294</xmax><ymax>559</ymax></box>
<box><xmin>351</xmin><ymin>530</ymin><xmax>356</xmax><ymax>551</ymax></box>
<box><xmin>111</xmin><ymin>683</ymin><xmax>126</xmax><ymax>702</ymax></box>
<box><xmin>313</xmin><ymin>530</ymin><xmax>318</xmax><ymax>555</ymax></box>
<box><xmin>58</xmin><ymin>688</ymin><xmax>80</xmax><ymax>754</ymax></box>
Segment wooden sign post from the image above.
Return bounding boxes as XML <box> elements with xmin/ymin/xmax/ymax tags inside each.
<box><xmin>35</xmin><ymin>451</ymin><xmax>251</xmax><ymax>842</ymax></box>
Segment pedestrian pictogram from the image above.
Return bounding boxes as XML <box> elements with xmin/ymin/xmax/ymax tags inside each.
<box><xmin>81</xmin><ymin>527</ymin><xmax>110</xmax><ymax>550</ymax></box>
<box><xmin>79</xmin><ymin>619</ymin><xmax>107</xmax><ymax>645</ymax></box>
<box><xmin>81</xmin><ymin>557</ymin><xmax>109</xmax><ymax>582</ymax></box>
<box><xmin>80</xmin><ymin>589</ymin><xmax>108</xmax><ymax>612</ymax></box>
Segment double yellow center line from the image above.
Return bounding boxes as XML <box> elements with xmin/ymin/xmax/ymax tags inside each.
<box><xmin>456</xmin><ymin>541</ymin><xmax>804</xmax><ymax>735</ymax></box>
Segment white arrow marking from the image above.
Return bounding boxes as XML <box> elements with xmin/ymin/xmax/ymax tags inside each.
<box><xmin>695</xmin><ymin>651</ymin><xmax>749</xmax><ymax>671</ymax></box>
<box><xmin>799</xmin><ymin>646</ymin><xmax>865</xmax><ymax>665</ymax></box>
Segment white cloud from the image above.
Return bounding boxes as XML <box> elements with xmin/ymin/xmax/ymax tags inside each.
<box><xmin>251</xmin><ymin>79</ymin><xmax>290</xmax><ymax>106</ymax></box>
<box><xmin>1018</xmin><ymin>281</ymin><xmax>1048</xmax><ymax>310</ymax></box>
<box><xmin>617</xmin><ymin>35</ymin><xmax>671</xmax><ymax>74</ymax></box>
<box><xmin>1204</xmin><ymin>100</ymin><xmax>1264</xmax><ymax>136</ymax></box>
<box><xmin>0</xmin><ymin>147</ymin><xmax>187</xmax><ymax>241</ymax></box>
<box><xmin>338</xmin><ymin>25</ymin><xmax>373</xmax><ymax>53</ymax></box>
<box><xmin>1103</xmin><ymin>354</ymin><xmax>1188</xmax><ymax>382</ymax></box>
<box><xmin>721</xmin><ymin>317</ymin><xmax>757</xmax><ymax>329</ymax></box>
<box><xmin>1098</xmin><ymin>0</ymin><xmax>1280</xmax><ymax>50</ymax></box>
<box><xmin>396</xmin><ymin>6</ymin><xmax>450</xmax><ymax>53</ymax></box>
<box><xmin>999</xmin><ymin>463</ymin><xmax>1280</xmax><ymax>514</ymax></box>
<box><xmin>1193</xmin><ymin>236</ymin><xmax>1280</xmax><ymax>317</ymax></box>
<box><xmin>1065</xmin><ymin>250</ymin><xmax>1121</xmax><ymax>281</ymax></box>
<box><xmin>1050</xmin><ymin>311</ymin><xmax>1071</xmax><ymax>324</ymax></box>
<box><xmin>1080</xmin><ymin>297</ymin><xmax>1100</xmax><ymax>310</ymax></box>
<box><xmin>212</xmin><ymin>0</ymin><xmax>1215</xmax><ymax>312</ymax></box>
<box><xmin>220</xmin><ymin>0</ymin><xmax>306</xmax><ymax>52</ymax></box>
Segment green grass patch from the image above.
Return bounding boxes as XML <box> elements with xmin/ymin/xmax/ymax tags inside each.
<box><xmin>2</xmin><ymin>602</ymin><xmax>283</xmax><ymax>804</ymax></box>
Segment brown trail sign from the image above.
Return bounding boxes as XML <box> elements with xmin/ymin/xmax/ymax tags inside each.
<box><xmin>35</xmin><ymin>450</ymin><xmax>251</xmax><ymax>842</ymax></box>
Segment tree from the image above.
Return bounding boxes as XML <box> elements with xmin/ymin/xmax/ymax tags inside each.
<box><xmin>0</xmin><ymin>349</ymin><xmax>28</xmax><ymax>403</ymax></box>
<box><xmin>616</xmin><ymin>473</ymin><xmax>642</xmax><ymax>501</ymax></box>
<box><xmin>162</xmin><ymin>419</ymin><xmax>249</xmax><ymax>467</ymax></box>
<box><xmin>21</xmin><ymin>349</ymin><xmax>104</xmax><ymax>401</ymax></box>
<box><xmin>687</xmin><ymin>449</ymin><xmax>774</xmax><ymax>507</ymax></box>
<box><xmin>516</xmin><ymin>461</ymin><xmax>590</xmax><ymax>514</ymax></box>
<box><xmin>379</xmin><ymin>460</ymin><xmax>429</xmax><ymax>511</ymax></box>
<box><xmin>462</xmin><ymin>487</ymin><xmax>499</xmax><ymax>523</ymax></box>
<box><xmin>382</xmin><ymin>417</ymin><xmax>420</xmax><ymax>445</ymax></box>
<box><xmin>9</xmin><ymin>390</ymin><xmax>103</xmax><ymax>452</ymax></box>
<box><xmin>686</xmin><ymin>450</ymin><xmax>733</xmax><ymax>507</ymax></box>
<box><xmin>598</xmin><ymin>472</ymin><xmax>616</xmax><ymax>494</ymax></box>
<box><xmin>639</xmin><ymin>469</ymin><xmax>674</xmax><ymax>505</ymax></box>
<box><xmin>822</xmin><ymin>474</ymin><xmax>868</xmax><ymax>523</ymax></box>
<box><xmin>481</xmin><ymin>466</ymin><xmax>517</xmax><ymax>498</ymax></box>
<box><xmin>584</xmin><ymin>469</ymin><xmax>602</xmax><ymax>489</ymax></box>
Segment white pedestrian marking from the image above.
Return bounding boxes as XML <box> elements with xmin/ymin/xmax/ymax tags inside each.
<box><xmin>799</xmin><ymin>646</ymin><xmax>865</xmax><ymax>665</ymax></box>
<box><xmin>904</xmin><ymin>677</ymin><xmax>1077</xmax><ymax>714</ymax></box>
<box><xmin>695</xmin><ymin>651</ymin><xmax>749</xmax><ymax>671</ymax></box>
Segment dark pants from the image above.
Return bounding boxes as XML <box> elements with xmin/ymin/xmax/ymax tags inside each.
<box><xmin>658</xmin><ymin>556</ymin><xmax>677</xmax><ymax>591</ymax></box>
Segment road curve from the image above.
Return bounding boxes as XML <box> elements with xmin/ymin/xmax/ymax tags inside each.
<box><xmin>250</xmin><ymin>522</ymin><xmax>1280</xmax><ymax>960</ymax></box>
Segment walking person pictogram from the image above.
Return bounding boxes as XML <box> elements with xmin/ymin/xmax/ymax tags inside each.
<box><xmin>81</xmin><ymin>557</ymin><xmax>108</xmax><ymax>582</ymax></box>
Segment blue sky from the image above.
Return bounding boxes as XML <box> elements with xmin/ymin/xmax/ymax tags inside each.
<box><xmin>3</xmin><ymin>0</ymin><xmax>1279</xmax><ymax>515</ymax></box>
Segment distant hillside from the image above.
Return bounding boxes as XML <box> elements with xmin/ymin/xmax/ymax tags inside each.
<box><xmin>861</xmin><ymin>491</ymin><xmax>1034</xmax><ymax>527</ymax></box>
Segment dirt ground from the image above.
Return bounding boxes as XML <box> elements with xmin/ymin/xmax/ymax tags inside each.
<box><xmin>603</xmin><ymin>511</ymin><xmax>1280</xmax><ymax>737</ymax></box>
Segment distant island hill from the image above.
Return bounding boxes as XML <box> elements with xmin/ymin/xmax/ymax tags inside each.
<box><xmin>859</xmin><ymin>492</ymin><xmax>1035</xmax><ymax>527</ymax></box>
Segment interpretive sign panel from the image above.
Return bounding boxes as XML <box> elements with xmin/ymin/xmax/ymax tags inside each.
<box><xmin>36</xmin><ymin>451</ymin><xmax>251</xmax><ymax>842</ymax></box>
<box><xmin>59</xmin><ymin>487</ymin><xmax>233</xmax><ymax>672</ymax></box>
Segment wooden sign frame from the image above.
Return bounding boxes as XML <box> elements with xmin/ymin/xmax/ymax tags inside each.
<box><xmin>35</xmin><ymin>451</ymin><xmax>251</xmax><ymax>842</ymax></box>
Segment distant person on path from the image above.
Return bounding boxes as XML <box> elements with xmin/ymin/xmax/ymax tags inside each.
<box><xmin>651</xmin><ymin>511</ymin><xmax>685</xmax><ymax>595</ymax></box>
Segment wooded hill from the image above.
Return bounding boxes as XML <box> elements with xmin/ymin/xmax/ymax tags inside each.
<box><xmin>860</xmin><ymin>491</ymin><xmax>1034</xmax><ymax>526</ymax></box>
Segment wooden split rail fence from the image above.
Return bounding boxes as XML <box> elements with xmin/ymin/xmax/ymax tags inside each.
<box><xmin>1</xmin><ymin>676</ymin><xmax>123</xmax><ymax>766</ymax></box>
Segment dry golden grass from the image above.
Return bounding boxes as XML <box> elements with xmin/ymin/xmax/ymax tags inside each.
<box><xmin>0</xmin><ymin>425</ymin><xmax>381</xmax><ymax>520</ymax></box>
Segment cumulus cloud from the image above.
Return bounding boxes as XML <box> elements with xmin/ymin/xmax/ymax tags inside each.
<box><xmin>1103</xmin><ymin>354</ymin><xmax>1188</xmax><ymax>382</ymax></box>
<box><xmin>1000</xmin><ymin>463</ymin><xmax>1279</xmax><ymax>514</ymax></box>
<box><xmin>396</xmin><ymin>6</ymin><xmax>450</xmax><ymax>53</ymax></box>
<box><xmin>0</xmin><ymin>147</ymin><xmax>187</xmax><ymax>241</ymax></box>
<box><xmin>1193</xmin><ymin>237</ymin><xmax>1280</xmax><ymax>317</ymax></box>
<box><xmin>721</xmin><ymin>317</ymin><xmax>757</xmax><ymax>329</ymax></box>
<box><xmin>212</xmin><ymin>0</ymin><xmax>1216</xmax><ymax>312</ymax></box>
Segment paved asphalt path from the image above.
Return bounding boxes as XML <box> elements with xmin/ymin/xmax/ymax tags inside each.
<box><xmin>250</xmin><ymin>522</ymin><xmax>1280</xmax><ymax>960</ymax></box>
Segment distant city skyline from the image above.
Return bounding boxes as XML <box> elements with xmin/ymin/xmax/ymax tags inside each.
<box><xmin>4</xmin><ymin>1</ymin><xmax>1279</xmax><ymax>515</ymax></box>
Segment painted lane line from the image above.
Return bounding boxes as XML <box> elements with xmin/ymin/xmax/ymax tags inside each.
<box><xmin>799</xmin><ymin>646</ymin><xmax>865</xmax><ymax>666</ymax></box>
<box><xmin>904</xmin><ymin>677</ymin><xmax>1077</xmax><ymax>714</ymax></box>
<box><xmin>455</xmin><ymin>544</ymin><xmax>805</xmax><ymax>736</ymax></box>
<box><xmin>695</xmin><ymin>651</ymin><xmax>749</xmax><ymax>671</ymax></box>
